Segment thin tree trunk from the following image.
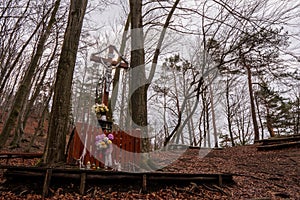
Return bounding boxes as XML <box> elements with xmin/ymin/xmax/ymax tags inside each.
<box><xmin>246</xmin><ymin>65</ymin><xmax>260</xmax><ymax>142</ymax></box>
<box><xmin>147</xmin><ymin>0</ymin><xmax>180</xmax><ymax>86</ymax></box>
<box><xmin>208</xmin><ymin>81</ymin><xmax>218</xmax><ymax>148</ymax></box>
<box><xmin>295</xmin><ymin>97</ymin><xmax>300</xmax><ymax>134</ymax></box>
<box><xmin>206</xmin><ymin>100</ymin><xmax>211</xmax><ymax>148</ymax></box>
<box><xmin>255</xmin><ymin>95</ymin><xmax>265</xmax><ymax>139</ymax></box>
<box><xmin>25</xmin><ymin>91</ymin><xmax>52</xmax><ymax>152</ymax></box>
<box><xmin>22</xmin><ymin>35</ymin><xmax>59</xmax><ymax>131</ymax></box>
<box><xmin>202</xmin><ymin>91</ymin><xmax>207</xmax><ymax>147</ymax></box>
<box><xmin>225</xmin><ymin>78</ymin><xmax>235</xmax><ymax>146</ymax></box>
<box><xmin>266</xmin><ymin>105</ymin><xmax>275</xmax><ymax>137</ymax></box>
<box><xmin>0</xmin><ymin>1</ymin><xmax>31</xmax><ymax>94</ymax></box>
<box><xmin>186</xmin><ymin>101</ymin><xmax>193</xmax><ymax>145</ymax></box>
<box><xmin>0</xmin><ymin>0</ymin><xmax>61</xmax><ymax>149</ymax></box>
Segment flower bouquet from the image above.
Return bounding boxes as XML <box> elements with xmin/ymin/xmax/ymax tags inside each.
<box><xmin>92</xmin><ymin>103</ymin><xmax>109</xmax><ymax>115</ymax></box>
<box><xmin>95</xmin><ymin>133</ymin><xmax>114</xmax><ymax>168</ymax></box>
<box><xmin>95</xmin><ymin>133</ymin><xmax>113</xmax><ymax>151</ymax></box>
<box><xmin>92</xmin><ymin>103</ymin><xmax>109</xmax><ymax>121</ymax></box>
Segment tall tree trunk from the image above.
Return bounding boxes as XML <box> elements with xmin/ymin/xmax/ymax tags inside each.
<box><xmin>0</xmin><ymin>0</ymin><xmax>61</xmax><ymax>149</ymax></box>
<box><xmin>26</xmin><ymin>89</ymin><xmax>52</xmax><ymax>152</ymax></box>
<box><xmin>22</xmin><ymin>35</ymin><xmax>59</xmax><ymax>132</ymax></box>
<box><xmin>255</xmin><ymin>95</ymin><xmax>265</xmax><ymax>139</ymax></box>
<box><xmin>246</xmin><ymin>65</ymin><xmax>260</xmax><ymax>142</ymax></box>
<box><xmin>202</xmin><ymin>90</ymin><xmax>207</xmax><ymax>147</ymax></box>
<box><xmin>186</xmin><ymin>101</ymin><xmax>193</xmax><ymax>145</ymax></box>
<box><xmin>295</xmin><ymin>97</ymin><xmax>300</xmax><ymax>134</ymax></box>
<box><xmin>43</xmin><ymin>0</ymin><xmax>87</xmax><ymax>165</ymax></box>
<box><xmin>266</xmin><ymin>105</ymin><xmax>275</xmax><ymax>137</ymax></box>
<box><xmin>225</xmin><ymin>78</ymin><xmax>235</xmax><ymax>146</ymax></box>
<box><xmin>208</xmin><ymin>81</ymin><xmax>218</xmax><ymax>148</ymax></box>
<box><xmin>147</xmin><ymin>0</ymin><xmax>180</xmax><ymax>85</ymax></box>
<box><xmin>0</xmin><ymin>1</ymin><xmax>31</xmax><ymax>95</ymax></box>
<box><xmin>129</xmin><ymin>0</ymin><xmax>149</xmax><ymax>153</ymax></box>
<box><xmin>119</xmin><ymin>71</ymin><xmax>127</xmax><ymax>129</ymax></box>
<box><xmin>206</xmin><ymin>100</ymin><xmax>211</xmax><ymax>148</ymax></box>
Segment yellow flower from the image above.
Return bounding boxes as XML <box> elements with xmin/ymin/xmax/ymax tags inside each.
<box><xmin>92</xmin><ymin>103</ymin><xmax>109</xmax><ymax>114</ymax></box>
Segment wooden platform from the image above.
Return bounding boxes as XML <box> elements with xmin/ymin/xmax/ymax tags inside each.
<box><xmin>257</xmin><ymin>134</ymin><xmax>300</xmax><ymax>151</ymax></box>
<box><xmin>0</xmin><ymin>165</ymin><xmax>233</xmax><ymax>196</ymax></box>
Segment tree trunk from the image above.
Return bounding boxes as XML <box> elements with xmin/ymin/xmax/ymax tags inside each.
<box><xmin>0</xmin><ymin>1</ymin><xmax>31</xmax><ymax>95</ymax></box>
<box><xmin>255</xmin><ymin>94</ymin><xmax>265</xmax><ymax>139</ymax></box>
<box><xmin>147</xmin><ymin>0</ymin><xmax>180</xmax><ymax>86</ymax></box>
<box><xmin>246</xmin><ymin>65</ymin><xmax>260</xmax><ymax>142</ymax></box>
<box><xmin>129</xmin><ymin>0</ymin><xmax>150</xmax><ymax>153</ymax></box>
<box><xmin>0</xmin><ymin>0</ymin><xmax>61</xmax><ymax>149</ymax></box>
<box><xmin>206</xmin><ymin>101</ymin><xmax>211</xmax><ymax>148</ymax></box>
<box><xmin>43</xmin><ymin>0</ymin><xmax>87</xmax><ymax>165</ymax></box>
<box><xmin>209</xmin><ymin>80</ymin><xmax>218</xmax><ymax>148</ymax></box>
<box><xmin>22</xmin><ymin>36</ymin><xmax>59</xmax><ymax>132</ymax></box>
<box><xmin>202</xmin><ymin>90</ymin><xmax>207</xmax><ymax>147</ymax></box>
<box><xmin>225</xmin><ymin>78</ymin><xmax>235</xmax><ymax>146</ymax></box>
<box><xmin>25</xmin><ymin>92</ymin><xmax>51</xmax><ymax>152</ymax></box>
<box><xmin>266</xmin><ymin>105</ymin><xmax>275</xmax><ymax>137</ymax></box>
<box><xmin>295</xmin><ymin>97</ymin><xmax>300</xmax><ymax>134</ymax></box>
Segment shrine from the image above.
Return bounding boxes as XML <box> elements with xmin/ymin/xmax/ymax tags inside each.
<box><xmin>90</xmin><ymin>45</ymin><xmax>129</xmax><ymax>131</ymax></box>
<box><xmin>67</xmin><ymin>45</ymin><xmax>141</xmax><ymax>171</ymax></box>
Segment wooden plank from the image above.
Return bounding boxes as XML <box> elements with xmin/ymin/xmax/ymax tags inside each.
<box><xmin>259</xmin><ymin>135</ymin><xmax>300</xmax><ymax>145</ymax></box>
<box><xmin>257</xmin><ymin>141</ymin><xmax>300</xmax><ymax>151</ymax></box>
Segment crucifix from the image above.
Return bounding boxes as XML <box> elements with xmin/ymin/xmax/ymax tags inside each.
<box><xmin>90</xmin><ymin>45</ymin><xmax>129</xmax><ymax>107</ymax></box>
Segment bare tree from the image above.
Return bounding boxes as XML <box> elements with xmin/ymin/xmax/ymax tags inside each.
<box><xmin>43</xmin><ymin>0</ymin><xmax>88</xmax><ymax>165</ymax></box>
<box><xmin>0</xmin><ymin>0</ymin><xmax>61</xmax><ymax>149</ymax></box>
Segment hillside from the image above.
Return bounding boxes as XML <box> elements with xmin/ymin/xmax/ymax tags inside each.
<box><xmin>0</xmin><ymin>146</ymin><xmax>299</xmax><ymax>199</ymax></box>
<box><xmin>0</xmin><ymin>120</ymin><xmax>299</xmax><ymax>199</ymax></box>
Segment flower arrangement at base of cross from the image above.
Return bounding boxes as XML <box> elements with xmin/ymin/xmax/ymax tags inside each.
<box><xmin>95</xmin><ymin>133</ymin><xmax>114</xmax><ymax>168</ymax></box>
<box><xmin>95</xmin><ymin>134</ymin><xmax>110</xmax><ymax>150</ymax></box>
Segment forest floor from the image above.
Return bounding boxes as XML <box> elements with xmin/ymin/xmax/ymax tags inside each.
<box><xmin>0</xmin><ymin>119</ymin><xmax>299</xmax><ymax>199</ymax></box>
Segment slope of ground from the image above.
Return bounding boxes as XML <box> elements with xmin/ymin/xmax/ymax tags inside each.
<box><xmin>0</xmin><ymin>144</ymin><xmax>299</xmax><ymax>199</ymax></box>
<box><xmin>0</xmin><ymin>118</ymin><xmax>299</xmax><ymax>199</ymax></box>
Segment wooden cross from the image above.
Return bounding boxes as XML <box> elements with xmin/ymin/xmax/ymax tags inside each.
<box><xmin>90</xmin><ymin>45</ymin><xmax>128</xmax><ymax>106</ymax></box>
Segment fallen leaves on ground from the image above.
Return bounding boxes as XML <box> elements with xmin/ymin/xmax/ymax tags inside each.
<box><xmin>1</xmin><ymin>143</ymin><xmax>299</xmax><ymax>199</ymax></box>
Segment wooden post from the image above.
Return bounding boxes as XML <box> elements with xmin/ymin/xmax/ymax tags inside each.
<box><xmin>80</xmin><ymin>172</ymin><xmax>87</xmax><ymax>195</ymax></box>
<box><xmin>42</xmin><ymin>169</ymin><xmax>52</xmax><ymax>197</ymax></box>
<box><xmin>218</xmin><ymin>174</ymin><xmax>223</xmax><ymax>186</ymax></box>
<box><xmin>142</xmin><ymin>174</ymin><xmax>147</xmax><ymax>193</ymax></box>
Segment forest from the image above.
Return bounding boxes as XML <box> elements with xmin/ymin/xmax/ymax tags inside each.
<box><xmin>0</xmin><ymin>0</ymin><xmax>300</xmax><ymax>199</ymax></box>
